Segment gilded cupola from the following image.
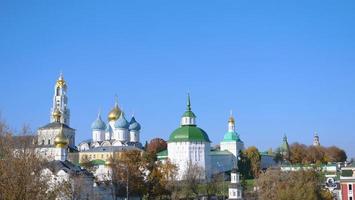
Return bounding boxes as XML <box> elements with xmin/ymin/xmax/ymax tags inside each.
<box><xmin>55</xmin><ymin>73</ymin><xmax>66</xmax><ymax>88</ymax></box>
<box><xmin>52</xmin><ymin>108</ymin><xmax>62</xmax><ymax>122</ymax></box>
<box><xmin>54</xmin><ymin>124</ymin><xmax>69</xmax><ymax>148</ymax></box>
<box><xmin>108</xmin><ymin>98</ymin><xmax>122</xmax><ymax>121</ymax></box>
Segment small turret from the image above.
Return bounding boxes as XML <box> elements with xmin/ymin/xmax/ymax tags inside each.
<box><xmin>91</xmin><ymin>111</ymin><xmax>106</xmax><ymax>142</ymax></box>
<box><xmin>129</xmin><ymin>115</ymin><xmax>141</xmax><ymax>142</ymax></box>
<box><xmin>181</xmin><ymin>93</ymin><xmax>196</xmax><ymax>126</ymax></box>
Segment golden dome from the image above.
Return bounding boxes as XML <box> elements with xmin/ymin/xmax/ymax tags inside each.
<box><xmin>108</xmin><ymin>104</ymin><xmax>121</xmax><ymax>121</ymax></box>
<box><xmin>52</xmin><ymin>109</ymin><xmax>62</xmax><ymax>122</ymax></box>
<box><xmin>54</xmin><ymin>125</ymin><xmax>68</xmax><ymax>148</ymax></box>
<box><xmin>55</xmin><ymin>74</ymin><xmax>66</xmax><ymax>88</ymax></box>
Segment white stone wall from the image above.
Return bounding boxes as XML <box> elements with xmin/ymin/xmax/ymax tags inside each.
<box><xmin>93</xmin><ymin>130</ymin><xmax>105</xmax><ymax>142</ymax></box>
<box><xmin>37</xmin><ymin>128</ymin><xmax>75</xmax><ymax>147</ymax></box>
<box><xmin>220</xmin><ymin>141</ymin><xmax>244</xmax><ymax>158</ymax></box>
<box><xmin>129</xmin><ymin>130</ymin><xmax>139</xmax><ymax>142</ymax></box>
<box><xmin>168</xmin><ymin>141</ymin><xmax>210</xmax><ymax>180</ymax></box>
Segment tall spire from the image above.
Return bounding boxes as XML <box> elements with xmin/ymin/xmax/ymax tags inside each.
<box><xmin>114</xmin><ymin>94</ymin><xmax>118</xmax><ymax>107</ymax></box>
<box><xmin>187</xmin><ymin>93</ymin><xmax>191</xmax><ymax>111</ymax></box>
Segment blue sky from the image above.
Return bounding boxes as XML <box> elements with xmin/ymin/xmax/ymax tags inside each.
<box><xmin>0</xmin><ymin>1</ymin><xmax>354</xmax><ymax>157</ymax></box>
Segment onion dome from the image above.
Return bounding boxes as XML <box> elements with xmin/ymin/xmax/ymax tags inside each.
<box><xmin>114</xmin><ymin>112</ymin><xmax>129</xmax><ymax>129</ymax></box>
<box><xmin>91</xmin><ymin>112</ymin><xmax>106</xmax><ymax>130</ymax></box>
<box><xmin>108</xmin><ymin>98</ymin><xmax>121</xmax><ymax>121</ymax></box>
<box><xmin>52</xmin><ymin>108</ymin><xmax>61</xmax><ymax>122</ymax></box>
<box><xmin>54</xmin><ymin>124</ymin><xmax>69</xmax><ymax>148</ymax></box>
<box><xmin>129</xmin><ymin>116</ymin><xmax>141</xmax><ymax>131</ymax></box>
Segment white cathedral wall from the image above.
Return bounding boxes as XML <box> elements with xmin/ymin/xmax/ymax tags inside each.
<box><xmin>168</xmin><ymin>141</ymin><xmax>211</xmax><ymax>180</ymax></box>
<box><xmin>92</xmin><ymin>130</ymin><xmax>105</xmax><ymax>142</ymax></box>
<box><xmin>130</xmin><ymin>130</ymin><xmax>139</xmax><ymax>142</ymax></box>
<box><xmin>116</xmin><ymin>128</ymin><xmax>129</xmax><ymax>142</ymax></box>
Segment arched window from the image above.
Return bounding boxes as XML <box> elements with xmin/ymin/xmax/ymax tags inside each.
<box><xmin>48</xmin><ymin>139</ymin><xmax>50</xmax><ymax>145</ymax></box>
<box><xmin>56</xmin><ymin>87</ymin><xmax>60</xmax><ymax>96</ymax></box>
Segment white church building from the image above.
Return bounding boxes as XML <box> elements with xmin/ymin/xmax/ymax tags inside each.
<box><xmin>157</xmin><ymin>94</ymin><xmax>245</xmax><ymax>180</ymax></box>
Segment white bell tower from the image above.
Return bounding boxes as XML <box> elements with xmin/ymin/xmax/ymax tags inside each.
<box><xmin>50</xmin><ymin>73</ymin><xmax>70</xmax><ymax>125</ymax></box>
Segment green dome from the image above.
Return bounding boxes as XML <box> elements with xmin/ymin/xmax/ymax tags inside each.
<box><xmin>182</xmin><ymin>110</ymin><xmax>196</xmax><ymax>118</ymax></box>
<box><xmin>169</xmin><ymin>125</ymin><xmax>211</xmax><ymax>142</ymax></box>
<box><xmin>223</xmin><ymin>131</ymin><xmax>242</xmax><ymax>142</ymax></box>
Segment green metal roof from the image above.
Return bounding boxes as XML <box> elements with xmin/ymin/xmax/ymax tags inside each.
<box><xmin>222</xmin><ymin>131</ymin><xmax>242</xmax><ymax>142</ymax></box>
<box><xmin>90</xmin><ymin>159</ymin><xmax>106</xmax><ymax>166</ymax></box>
<box><xmin>209</xmin><ymin>150</ymin><xmax>233</xmax><ymax>156</ymax></box>
<box><xmin>168</xmin><ymin>125</ymin><xmax>211</xmax><ymax>142</ymax></box>
<box><xmin>157</xmin><ymin>150</ymin><xmax>168</xmax><ymax>160</ymax></box>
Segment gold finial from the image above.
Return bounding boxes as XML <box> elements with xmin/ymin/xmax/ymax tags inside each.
<box><xmin>55</xmin><ymin>73</ymin><xmax>66</xmax><ymax>88</ymax></box>
<box><xmin>54</xmin><ymin>124</ymin><xmax>68</xmax><ymax>148</ymax></box>
<box><xmin>52</xmin><ymin>108</ymin><xmax>61</xmax><ymax>122</ymax></box>
<box><xmin>228</xmin><ymin>110</ymin><xmax>235</xmax><ymax>124</ymax></box>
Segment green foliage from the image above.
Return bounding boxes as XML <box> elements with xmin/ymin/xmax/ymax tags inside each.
<box><xmin>238</xmin><ymin>147</ymin><xmax>261</xmax><ymax>179</ymax></box>
<box><xmin>256</xmin><ymin>169</ymin><xmax>333</xmax><ymax>200</ymax></box>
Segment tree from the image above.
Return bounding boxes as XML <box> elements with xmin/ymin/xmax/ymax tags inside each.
<box><xmin>256</xmin><ymin>168</ymin><xmax>333</xmax><ymax>200</ymax></box>
<box><xmin>111</xmin><ymin>150</ymin><xmax>146</xmax><ymax>198</ymax></box>
<box><xmin>0</xmin><ymin>121</ymin><xmax>58</xmax><ymax>199</ymax></box>
<box><xmin>80</xmin><ymin>155</ymin><xmax>95</xmax><ymax>173</ymax></box>
<box><xmin>289</xmin><ymin>143</ymin><xmax>308</xmax><ymax>164</ymax></box>
<box><xmin>147</xmin><ymin>138</ymin><xmax>167</xmax><ymax>155</ymax></box>
<box><xmin>244</xmin><ymin>146</ymin><xmax>261</xmax><ymax>178</ymax></box>
<box><xmin>180</xmin><ymin>161</ymin><xmax>204</xmax><ymax>199</ymax></box>
<box><xmin>289</xmin><ymin>143</ymin><xmax>347</xmax><ymax>164</ymax></box>
<box><xmin>325</xmin><ymin>146</ymin><xmax>347</xmax><ymax>162</ymax></box>
<box><xmin>238</xmin><ymin>150</ymin><xmax>252</xmax><ymax>179</ymax></box>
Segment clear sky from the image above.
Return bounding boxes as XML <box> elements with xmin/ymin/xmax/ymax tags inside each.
<box><xmin>0</xmin><ymin>1</ymin><xmax>354</xmax><ymax>157</ymax></box>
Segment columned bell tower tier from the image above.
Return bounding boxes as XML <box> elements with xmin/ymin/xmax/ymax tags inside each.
<box><xmin>37</xmin><ymin>73</ymin><xmax>76</xmax><ymax>159</ymax></box>
<box><xmin>50</xmin><ymin>73</ymin><xmax>70</xmax><ymax>126</ymax></box>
